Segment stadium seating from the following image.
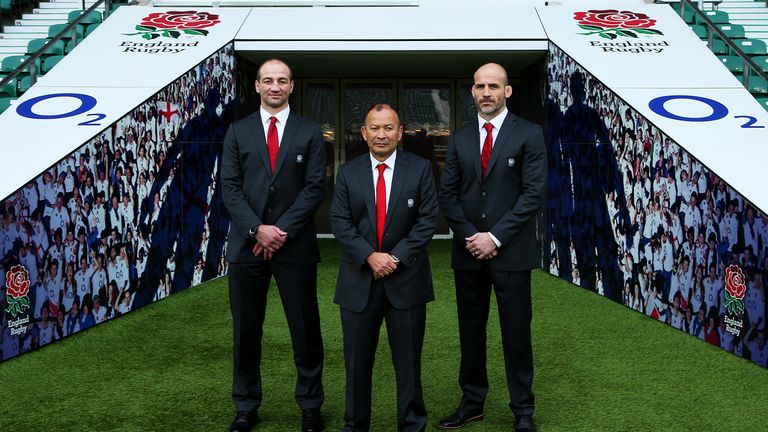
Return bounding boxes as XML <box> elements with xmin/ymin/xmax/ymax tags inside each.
<box><xmin>752</xmin><ymin>55</ymin><xmax>768</xmax><ymax>72</ymax></box>
<box><xmin>732</xmin><ymin>38</ymin><xmax>768</xmax><ymax>55</ymax></box>
<box><xmin>17</xmin><ymin>74</ymin><xmax>31</xmax><ymax>93</ymax></box>
<box><xmin>0</xmin><ymin>0</ymin><xmax>12</xmax><ymax>16</ymax></box>
<box><xmin>748</xmin><ymin>74</ymin><xmax>768</xmax><ymax>93</ymax></box>
<box><xmin>1</xmin><ymin>54</ymin><xmax>29</xmax><ymax>75</ymax></box>
<box><xmin>708</xmin><ymin>38</ymin><xmax>729</xmax><ymax>54</ymax></box>
<box><xmin>755</xmin><ymin>96</ymin><xmax>768</xmax><ymax>111</ymax></box>
<box><xmin>26</xmin><ymin>38</ymin><xmax>65</xmax><ymax>57</ymax></box>
<box><xmin>0</xmin><ymin>96</ymin><xmax>13</xmax><ymax>112</ymax></box>
<box><xmin>0</xmin><ymin>0</ymin><xmax>13</xmax><ymax>19</ymax></box>
<box><xmin>718</xmin><ymin>23</ymin><xmax>746</xmax><ymax>39</ymax></box>
<box><xmin>41</xmin><ymin>54</ymin><xmax>63</xmax><ymax>73</ymax></box>
<box><xmin>671</xmin><ymin>0</ymin><xmax>768</xmax><ymax>109</ymax></box>
<box><xmin>68</xmin><ymin>9</ymin><xmax>102</xmax><ymax>34</ymax></box>
<box><xmin>696</xmin><ymin>9</ymin><xmax>730</xmax><ymax>24</ymax></box>
<box><xmin>0</xmin><ymin>76</ymin><xmax>17</xmax><ymax>97</ymax></box>
<box><xmin>84</xmin><ymin>21</ymin><xmax>100</xmax><ymax>37</ymax></box>
<box><xmin>689</xmin><ymin>24</ymin><xmax>707</xmax><ymax>38</ymax></box>
<box><xmin>48</xmin><ymin>23</ymin><xmax>84</xmax><ymax>41</ymax></box>
<box><xmin>718</xmin><ymin>54</ymin><xmax>746</xmax><ymax>73</ymax></box>
<box><xmin>0</xmin><ymin>1</ymin><xmax>130</xmax><ymax>110</ymax></box>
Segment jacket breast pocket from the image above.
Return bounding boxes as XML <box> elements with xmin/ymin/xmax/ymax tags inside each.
<box><xmin>291</xmin><ymin>151</ymin><xmax>307</xmax><ymax>170</ymax></box>
<box><xmin>401</xmin><ymin>189</ymin><xmax>419</xmax><ymax>212</ymax></box>
<box><xmin>504</xmin><ymin>152</ymin><xmax>521</xmax><ymax>170</ymax></box>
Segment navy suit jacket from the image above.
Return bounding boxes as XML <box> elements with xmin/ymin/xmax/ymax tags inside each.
<box><xmin>331</xmin><ymin>151</ymin><xmax>438</xmax><ymax>312</ymax></box>
<box><xmin>221</xmin><ymin>110</ymin><xmax>326</xmax><ymax>263</ymax></box>
<box><xmin>439</xmin><ymin>113</ymin><xmax>547</xmax><ymax>271</ymax></box>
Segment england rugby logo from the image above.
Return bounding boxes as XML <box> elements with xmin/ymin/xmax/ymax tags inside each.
<box><xmin>574</xmin><ymin>10</ymin><xmax>663</xmax><ymax>40</ymax></box>
<box><xmin>125</xmin><ymin>11</ymin><xmax>221</xmax><ymax>40</ymax></box>
<box><xmin>5</xmin><ymin>265</ymin><xmax>30</xmax><ymax>318</ymax></box>
<box><xmin>724</xmin><ymin>264</ymin><xmax>746</xmax><ymax>316</ymax></box>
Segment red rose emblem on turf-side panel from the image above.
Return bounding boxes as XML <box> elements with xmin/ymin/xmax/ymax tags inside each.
<box><xmin>6</xmin><ymin>265</ymin><xmax>30</xmax><ymax>299</ymax></box>
<box><xmin>141</xmin><ymin>11</ymin><xmax>220</xmax><ymax>30</ymax></box>
<box><xmin>574</xmin><ymin>10</ymin><xmax>655</xmax><ymax>29</ymax></box>
<box><xmin>126</xmin><ymin>10</ymin><xmax>220</xmax><ymax>40</ymax></box>
<box><xmin>725</xmin><ymin>265</ymin><xmax>746</xmax><ymax>300</ymax></box>
<box><xmin>4</xmin><ymin>264</ymin><xmax>30</xmax><ymax>317</ymax></box>
<box><xmin>574</xmin><ymin>10</ymin><xmax>663</xmax><ymax>40</ymax></box>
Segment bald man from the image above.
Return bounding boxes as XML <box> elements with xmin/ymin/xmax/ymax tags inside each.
<box><xmin>437</xmin><ymin>63</ymin><xmax>546</xmax><ymax>432</ymax></box>
<box><xmin>222</xmin><ymin>59</ymin><xmax>326</xmax><ymax>432</ymax></box>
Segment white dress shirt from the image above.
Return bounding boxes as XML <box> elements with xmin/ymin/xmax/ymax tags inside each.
<box><xmin>477</xmin><ymin>108</ymin><xmax>508</xmax><ymax>154</ymax></box>
<box><xmin>370</xmin><ymin>150</ymin><xmax>397</xmax><ymax>211</ymax></box>
<box><xmin>476</xmin><ymin>108</ymin><xmax>508</xmax><ymax>247</ymax></box>
<box><xmin>260</xmin><ymin>106</ymin><xmax>290</xmax><ymax>147</ymax></box>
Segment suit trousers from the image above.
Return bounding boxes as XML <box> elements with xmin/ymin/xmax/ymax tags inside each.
<box><xmin>454</xmin><ymin>266</ymin><xmax>535</xmax><ymax>416</ymax></box>
<box><xmin>229</xmin><ymin>261</ymin><xmax>324</xmax><ymax>411</ymax></box>
<box><xmin>341</xmin><ymin>280</ymin><xmax>427</xmax><ymax>432</ymax></box>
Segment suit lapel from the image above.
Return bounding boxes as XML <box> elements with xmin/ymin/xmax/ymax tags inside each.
<box><xmin>384</xmin><ymin>151</ymin><xmax>407</xmax><ymax>233</ymax></box>
<box><xmin>466</xmin><ymin>120</ymin><xmax>483</xmax><ymax>183</ymax></box>
<box><xmin>485</xmin><ymin>113</ymin><xmax>517</xmax><ymax>179</ymax></box>
<box><xmin>272</xmin><ymin>111</ymin><xmax>300</xmax><ymax>182</ymax></box>
<box><xmin>360</xmin><ymin>157</ymin><xmax>377</xmax><ymax>233</ymax></box>
<box><xmin>249</xmin><ymin>112</ymin><xmax>272</xmax><ymax>175</ymax></box>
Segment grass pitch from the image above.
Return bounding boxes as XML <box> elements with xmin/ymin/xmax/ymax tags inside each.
<box><xmin>1</xmin><ymin>240</ymin><xmax>765</xmax><ymax>431</ymax></box>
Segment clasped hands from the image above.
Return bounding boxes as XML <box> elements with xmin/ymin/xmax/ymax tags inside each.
<box><xmin>252</xmin><ymin>225</ymin><xmax>287</xmax><ymax>260</ymax></box>
<box><xmin>466</xmin><ymin>232</ymin><xmax>498</xmax><ymax>260</ymax></box>
<box><xmin>367</xmin><ymin>252</ymin><xmax>398</xmax><ymax>279</ymax></box>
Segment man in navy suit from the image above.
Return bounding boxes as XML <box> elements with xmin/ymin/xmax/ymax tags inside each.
<box><xmin>221</xmin><ymin>59</ymin><xmax>326</xmax><ymax>432</ymax></box>
<box><xmin>331</xmin><ymin>103</ymin><xmax>438</xmax><ymax>432</ymax></box>
<box><xmin>437</xmin><ymin>63</ymin><xmax>547</xmax><ymax>432</ymax></box>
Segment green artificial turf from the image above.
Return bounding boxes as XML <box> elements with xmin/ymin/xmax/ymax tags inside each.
<box><xmin>1</xmin><ymin>240</ymin><xmax>766</xmax><ymax>431</ymax></box>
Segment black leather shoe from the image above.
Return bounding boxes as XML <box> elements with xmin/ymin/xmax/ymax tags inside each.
<box><xmin>515</xmin><ymin>415</ymin><xmax>536</xmax><ymax>432</ymax></box>
<box><xmin>301</xmin><ymin>408</ymin><xmax>324</xmax><ymax>432</ymax></box>
<box><xmin>229</xmin><ymin>410</ymin><xmax>258</xmax><ymax>432</ymax></box>
<box><xmin>437</xmin><ymin>407</ymin><xmax>484</xmax><ymax>429</ymax></box>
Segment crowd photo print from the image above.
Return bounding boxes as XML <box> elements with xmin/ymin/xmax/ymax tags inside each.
<box><xmin>546</xmin><ymin>43</ymin><xmax>766</xmax><ymax>368</ymax></box>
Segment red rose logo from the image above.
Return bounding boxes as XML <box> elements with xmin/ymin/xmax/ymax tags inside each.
<box><xmin>574</xmin><ymin>10</ymin><xmax>663</xmax><ymax>40</ymax></box>
<box><xmin>6</xmin><ymin>265</ymin><xmax>30</xmax><ymax>299</ymax></box>
<box><xmin>140</xmin><ymin>11</ymin><xmax>220</xmax><ymax>30</ymax></box>
<box><xmin>4</xmin><ymin>264</ymin><xmax>31</xmax><ymax>317</ymax></box>
<box><xmin>574</xmin><ymin>10</ymin><xmax>655</xmax><ymax>29</ymax></box>
<box><xmin>724</xmin><ymin>265</ymin><xmax>746</xmax><ymax>300</ymax></box>
<box><xmin>126</xmin><ymin>11</ymin><xmax>220</xmax><ymax>40</ymax></box>
<box><xmin>723</xmin><ymin>264</ymin><xmax>746</xmax><ymax>316</ymax></box>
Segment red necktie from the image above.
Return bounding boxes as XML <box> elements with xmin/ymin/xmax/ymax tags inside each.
<box><xmin>376</xmin><ymin>163</ymin><xmax>387</xmax><ymax>251</ymax></box>
<box><xmin>267</xmin><ymin>116</ymin><xmax>279</xmax><ymax>173</ymax></box>
<box><xmin>481</xmin><ymin>122</ymin><xmax>493</xmax><ymax>177</ymax></box>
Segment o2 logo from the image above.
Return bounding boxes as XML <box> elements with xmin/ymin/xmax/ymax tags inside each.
<box><xmin>649</xmin><ymin>95</ymin><xmax>765</xmax><ymax>129</ymax></box>
<box><xmin>16</xmin><ymin>93</ymin><xmax>106</xmax><ymax>126</ymax></box>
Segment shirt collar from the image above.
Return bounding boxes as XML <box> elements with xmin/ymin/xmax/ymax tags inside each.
<box><xmin>260</xmin><ymin>105</ymin><xmax>290</xmax><ymax>126</ymax></box>
<box><xmin>477</xmin><ymin>107</ymin><xmax>508</xmax><ymax>132</ymax></box>
<box><xmin>370</xmin><ymin>150</ymin><xmax>397</xmax><ymax>173</ymax></box>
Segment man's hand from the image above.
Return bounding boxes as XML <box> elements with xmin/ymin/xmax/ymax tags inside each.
<box><xmin>256</xmin><ymin>225</ymin><xmax>287</xmax><ymax>253</ymax></box>
<box><xmin>367</xmin><ymin>252</ymin><xmax>398</xmax><ymax>279</ymax></box>
<box><xmin>252</xmin><ymin>243</ymin><xmax>274</xmax><ymax>260</ymax></box>
<box><xmin>465</xmin><ymin>232</ymin><xmax>498</xmax><ymax>260</ymax></box>
<box><xmin>252</xmin><ymin>225</ymin><xmax>286</xmax><ymax>260</ymax></box>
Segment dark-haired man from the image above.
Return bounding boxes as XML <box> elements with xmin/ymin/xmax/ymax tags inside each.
<box><xmin>332</xmin><ymin>103</ymin><xmax>438</xmax><ymax>431</ymax></box>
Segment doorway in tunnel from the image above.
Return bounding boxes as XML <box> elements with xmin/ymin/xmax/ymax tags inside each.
<box><xmin>234</xmin><ymin>50</ymin><xmax>547</xmax><ymax>235</ymax></box>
